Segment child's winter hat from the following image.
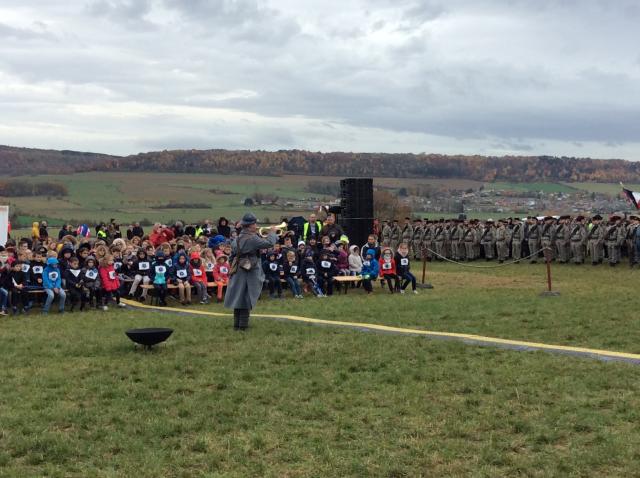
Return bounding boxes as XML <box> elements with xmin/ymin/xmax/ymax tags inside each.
<box><xmin>215</xmin><ymin>250</ymin><xmax>228</xmax><ymax>261</ymax></box>
<box><xmin>207</xmin><ymin>234</ymin><xmax>226</xmax><ymax>249</ymax></box>
<box><xmin>77</xmin><ymin>242</ymin><xmax>91</xmax><ymax>253</ymax></box>
<box><xmin>60</xmin><ymin>244</ymin><xmax>74</xmax><ymax>256</ymax></box>
<box><xmin>46</xmin><ymin>257</ymin><xmax>59</xmax><ymax>266</ymax></box>
<box><xmin>190</xmin><ymin>251</ymin><xmax>201</xmax><ymax>260</ymax></box>
<box><xmin>297</xmin><ymin>240</ymin><xmax>306</xmax><ymax>247</ymax></box>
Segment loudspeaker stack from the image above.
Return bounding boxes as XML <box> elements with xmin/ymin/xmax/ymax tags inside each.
<box><xmin>339</xmin><ymin>178</ymin><xmax>374</xmax><ymax>248</ymax></box>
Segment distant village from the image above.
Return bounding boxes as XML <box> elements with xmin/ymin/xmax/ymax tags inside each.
<box><xmin>244</xmin><ymin>181</ymin><xmax>631</xmax><ymax>217</ymax></box>
<box><xmin>402</xmin><ymin>187</ymin><xmax>630</xmax><ymax>216</ymax></box>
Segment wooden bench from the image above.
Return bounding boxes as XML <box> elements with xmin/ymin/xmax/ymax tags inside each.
<box><xmin>136</xmin><ymin>282</ymin><xmax>225</xmax><ymax>305</ymax></box>
<box><xmin>140</xmin><ymin>282</ymin><xmax>220</xmax><ymax>290</ymax></box>
<box><xmin>333</xmin><ymin>275</ymin><xmax>388</xmax><ymax>294</ymax></box>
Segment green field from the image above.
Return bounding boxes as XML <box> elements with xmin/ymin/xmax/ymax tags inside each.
<box><xmin>2</xmin><ymin>262</ymin><xmax>640</xmax><ymax>476</ymax></box>
<box><xmin>0</xmin><ymin>172</ymin><xmax>630</xmax><ymax>229</ymax></box>
<box><xmin>2</xmin><ymin>172</ymin><xmax>481</xmax><ymax>227</ymax></box>
<box><xmin>562</xmin><ymin>182</ymin><xmax>638</xmax><ymax>195</ymax></box>
<box><xmin>488</xmin><ymin>182</ymin><xmax>578</xmax><ymax>193</ymax></box>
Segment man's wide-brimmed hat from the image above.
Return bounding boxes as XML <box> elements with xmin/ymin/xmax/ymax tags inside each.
<box><xmin>241</xmin><ymin>213</ymin><xmax>258</xmax><ymax>226</ymax></box>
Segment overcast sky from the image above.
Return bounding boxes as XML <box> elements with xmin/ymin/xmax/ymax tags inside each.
<box><xmin>0</xmin><ymin>0</ymin><xmax>639</xmax><ymax>159</ymax></box>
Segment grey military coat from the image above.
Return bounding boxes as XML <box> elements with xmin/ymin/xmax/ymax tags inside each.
<box><xmin>224</xmin><ymin>230</ymin><xmax>277</xmax><ymax>310</ymax></box>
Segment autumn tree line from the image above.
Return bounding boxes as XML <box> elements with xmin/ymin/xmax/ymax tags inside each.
<box><xmin>0</xmin><ymin>181</ymin><xmax>68</xmax><ymax>197</ymax></box>
<box><xmin>1</xmin><ymin>145</ymin><xmax>639</xmax><ymax>183</ymax></box>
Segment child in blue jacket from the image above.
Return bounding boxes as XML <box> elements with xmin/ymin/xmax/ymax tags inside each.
<box><xmin>360</xmin><ymin>249</ymin><xmax>379</xmax><ymax>294</ymax></box>
<box><xmin>42</xmin><ymin>257</ymin><xmax>66</xmax><ymax>314</ymax></box>
<box><xmin>150</xmin><ymin>251</ymin><xmax>169</xmax><ymax>306</ymax></box>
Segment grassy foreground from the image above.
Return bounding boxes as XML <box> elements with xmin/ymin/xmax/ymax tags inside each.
<box><xmin>2</xmin><ymin>263</ymin><xmax>640</xmax><ymax>477</ymax></box>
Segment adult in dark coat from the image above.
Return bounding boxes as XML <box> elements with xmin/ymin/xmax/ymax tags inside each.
<box><xmin>224</xmin><ymin>213</ymin><xmax>277</xmax><ymax>330</ymax></box>
<box><xmin>58</xmin><ymin>224</ymin><xmax>71</xmax><ymax>240</ymax></box>
<box><xmin>322</xmin><ymin>214</ymin><xmax>344</xmax><ymax>243</ymax></box>
<box><xmin>217</xmin><ymin>217</ymin><xmax>232</xmax><ymax>238</ymax></box>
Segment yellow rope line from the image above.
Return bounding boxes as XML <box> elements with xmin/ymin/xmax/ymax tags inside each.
<box><xmin>121</xmin><ymin>299</ymin><xmax>640</xmax><ymax>362</ymax></box>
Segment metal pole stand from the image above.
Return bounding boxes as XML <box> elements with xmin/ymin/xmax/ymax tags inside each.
<box><xmin>540</xmin><ymin>248</ymin><xmax>560</xmax><ymax>297</ymax></box>
<box><xmin>418</xmin><ymin>248</ymin><xmax>434</xmax><ymax>289</ymax></box>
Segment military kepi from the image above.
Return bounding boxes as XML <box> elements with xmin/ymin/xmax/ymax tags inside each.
<box><xmin>241</xmin><ymin>213</ymin><xmax>258</xmax><ymax>226</ymax></box>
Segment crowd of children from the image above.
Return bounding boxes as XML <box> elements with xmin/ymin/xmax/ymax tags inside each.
<box><xmin>256</xmin><ymin>233</ymin><xmax>420</xmax><ymax>299</ymax></box>
<box><xmin>0</xmin><ymin>218</ymin><xmax>419</xmax><ymax>315</ymax></box>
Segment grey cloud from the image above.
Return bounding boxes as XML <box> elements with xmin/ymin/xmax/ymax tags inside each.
<box><xmin>136</xmin><ymin>126</ymin><xmax>297</xmax><ymax>152</ymax></box>
<box><xmin>402</xmin><ymin>1</ymin><xmax>447</xmax><ymax>24</ymax></box>
<box><xmin>0</xmin><ymin>22</ymin><xmax>54</xmax><ymax>40</ymax></box>
<box><xmin>1</xmin><ymin>0</ymin><xmax>640</xmax><ymax>158</ymax></box>
<box><xmin>86</xmin><ymin>0</ymin><xmax>156</xmax><ymax>29</ymax></box>
<box><xmin>164</xmin><ymin>0</ymin><xmax>301</xmax><ymax>45</ymax></box>
<box><xmin>491</xmin><ymin>142</ymin><xmax>534</xmax><ymax>152</ymax></box>
<box><xmin>87</xmin><ymin>0</ymin><xmax>151</xmax><ymax>19</ymax></box>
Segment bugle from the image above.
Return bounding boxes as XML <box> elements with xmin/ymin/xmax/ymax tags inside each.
<box><xmin>258</xmin><ymin>221</ymin><xmax>288</xmax><ymax>237</ymax></box>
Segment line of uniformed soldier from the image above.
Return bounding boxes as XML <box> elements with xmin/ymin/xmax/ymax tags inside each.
<box><xmin>378</xmin><ymin>215</ymin><xmax>640</xmax><ymax>266</ymax></box>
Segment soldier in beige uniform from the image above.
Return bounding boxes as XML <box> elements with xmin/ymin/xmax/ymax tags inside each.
<box><xmin>433</xmin><ymin>220</ymin><xmax>446</xmax><ymax>260</ymax></box>
<box><xmin>510</xmin><ymin>218</ymin><xmax>525</xmax><ymax>262</ymax></box>
<box><xmin>422</xmin><ymin>220</ymin><xmax>434</xmax><ymax>261</ymax></box>
<box><xmin>442</xmin><ymin>220</ymin><xmax>452</xmax><ymax>259</ymax></box>
<box><xmin>390</xmin><ymin>219</ymin><xmax>401</xmax><ymax>251</ymax></box>
<box><xmin>540</xmin><ymin>216</ymin><xmax>556</xmax><ymax>261</ymax></box>
<box><xmin>449</xmin><ymin>220</ymin><xmax>462</xmax><ymax>261</ymax></box>
<box><xmin>495</xmin><ymin>220</ymin><xmax>509</xmax><ymax>263</ymax></box>
<box><xmin>526</xmin><ymin>217</ymin><xmax>541</xmax><ymax>263</ymax></box>
<box><xmin>569</xmin><ymin>216</ymin><xmax>588</xmax><ymax>264</ymax></box>
<box><xmin>411</xmin><ymin>219</ymin><xmax>424</xmax><ymax>260</ymax></box>
<box><xmin>480</xmin><ymin>220</ymin><xmax>496</xmax><ymax>260</ymax></box>
<box><xmin>626</xmin><ymin>216</ymin><xmax>640</xmax><ymax>267</ymax></box>
<box><xmin>605</xmin><ymin>215</ymin><xmax>624</xmax><ymax>266</ymax></box>
<box><xmin>381</xmin><ymin>220</ymin><xmax>392</xmax><ymax>247</ymax></box>
<box><xmin>473</xmin><ymin>221</ymin><xmax>482</xmax><ymax>259</ymax></box>
<box><xmin>400</xmin><ymin>217</ymin><xmax>413</xmax><ymax>254</ymax></box>
<box><xmin>462</xmin><ymin>221</ymin><xmax>475</xmax><ymax>261</ymax></box>
<box><xmin>587</xmin><ymin>215</ymin><xmax>605</xmax><ymax>265</ymax></box>
<box><xmin>554</xmin><ymin>215</ymin><xmax>572</xmax><ymax>263</ymax></box>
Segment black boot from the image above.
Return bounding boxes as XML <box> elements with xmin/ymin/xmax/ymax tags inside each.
<box><xmin>238</xmin><ymin>309</ymin><xmax>250</xmax><ymax>331</ymax></box>
<box><xmin>233</xmin><ymin>309</ymin><xmax>240</xmax><ymax>330</ymax></box>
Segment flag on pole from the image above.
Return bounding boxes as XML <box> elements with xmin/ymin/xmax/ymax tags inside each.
<box><xmin>621</xmin><ymin>183</ymin><xmax>640</xmax><ymax>209</ymax></box>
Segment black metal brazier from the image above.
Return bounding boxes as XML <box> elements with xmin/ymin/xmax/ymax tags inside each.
<box><xmin>125</xmin><ymin>328</ymin><xmax>173</xmax><ymax>349</ymax></box>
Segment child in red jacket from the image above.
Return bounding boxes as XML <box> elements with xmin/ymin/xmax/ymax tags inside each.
<box><xmin>212</xmin><ymin>250</ymin><xmax>230</xmax><ymax>302</ymax></box>
<box><xmin>99</xmin><ymin>255</ymin><xmax>125</xmax><ymax>310</ymax></box>
<box><xmin>379</xmin><ymin>247</ymin><xmax>399</xmax><ymax>293</ymax></box>
<box><xmin>189</xmin><ymin>251</ymin><xmax>210</xmax><ymax>304</ymax></box>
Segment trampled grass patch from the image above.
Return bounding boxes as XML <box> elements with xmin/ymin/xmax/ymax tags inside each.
<box><xmin>2</xmin><ymin>263</ymin><xmax>640</xmax><ymax>476</ymax></box>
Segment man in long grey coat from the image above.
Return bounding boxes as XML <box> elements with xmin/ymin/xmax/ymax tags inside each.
<box><xmin>224</xmin><ymin>213</ymin><xmax>277</xmax><ymax>330</ymax></box>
